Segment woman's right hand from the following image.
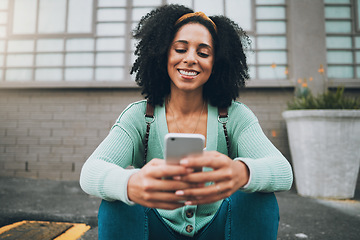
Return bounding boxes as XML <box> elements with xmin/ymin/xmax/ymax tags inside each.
<box><xmin>127</xmin><ymin>159</ymin><xmax>195</xmax><ymax>210</ymax></box>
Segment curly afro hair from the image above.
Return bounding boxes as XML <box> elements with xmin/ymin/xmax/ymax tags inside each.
<box><xmin>130</xmin><ymin>4</ymin><xmax>250</xmax><ymax>108</ymax></box>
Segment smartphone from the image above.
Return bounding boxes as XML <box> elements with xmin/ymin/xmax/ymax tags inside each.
<box><xmin>164</xmin><ymin>133</ymin><xmax>205</xmax><ymax>166</ymax></box>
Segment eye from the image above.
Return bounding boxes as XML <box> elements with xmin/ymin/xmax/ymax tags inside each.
<box><xmin>175</xmin><ymin>49</ymin><xmax>186</xmax><ymax>53</ymax></box>
<box><xmin>198</xmin><ymin>52</ymin><xmax>209</xmax><ymax>58</ymax></box>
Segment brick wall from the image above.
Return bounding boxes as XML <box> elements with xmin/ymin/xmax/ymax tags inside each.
<box><xmin>0</xmin><ymin>88</ymin><xmax>293</xmax><ymax>181</ymax></box>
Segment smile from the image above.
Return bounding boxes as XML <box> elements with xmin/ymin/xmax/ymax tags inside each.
<box><xmin>178</xmin><ymin>69</ymin><xmax>199</xmax><ymax>77</ymax></box>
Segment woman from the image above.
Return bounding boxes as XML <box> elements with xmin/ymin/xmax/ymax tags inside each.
<box><xmin>80</xmin><ymin>4</ymin><xmax>293</xmax><ymax>240</ymax></box>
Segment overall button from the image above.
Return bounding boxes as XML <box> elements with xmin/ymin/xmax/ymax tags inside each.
<box><xmin>186</xmin><ymin>225</ymin><xmax>193</xmax><ymax>233</ymax></box>
<box><xmin>185</xmin><ymin>209</ymin><xmax>194</xmax><ymax>218</ymax></box>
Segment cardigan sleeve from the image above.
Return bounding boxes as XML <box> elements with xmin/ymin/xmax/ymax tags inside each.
<box><xmin>230</xmin><ymin>103</ymin><xmax>293</xmax><ymax>192</ymax></box>
<box><xmin>80</xmin><ymin>126</ymin><xmax>140</xmax><ymax>203</ymax></box>
<box><xmin>80</xmin><ymin>101</ymin><xmax>146</xmax><ymax>203</ymax></box>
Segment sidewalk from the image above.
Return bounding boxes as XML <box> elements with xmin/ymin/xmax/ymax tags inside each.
<box><xmin>0</xmin><ymin>176</ymin><xmax>359</xmax><ymax>240</ymax></box>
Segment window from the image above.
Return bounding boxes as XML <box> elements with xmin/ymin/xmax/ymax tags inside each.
<box><xmin>0</xmin><ymin>0</ymin><xmax>288</xmax><ymax>87</ymax></box>
<box><xmin>325</xmin><ymin>0</ymin><xmax>360</xmax><ymax>80</ymax></box>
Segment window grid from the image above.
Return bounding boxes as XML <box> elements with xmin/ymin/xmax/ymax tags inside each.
<box><xmin>254</xmin><ymin>2</ymin><xmax>288</xmax><ymax>81</ymax></box>
<box><xmin>0</xmin><ymin>0</ymin><xmax>288</xmax><ymax>86</ymax></box>
<box><xmin>325</xmin><ymin>0</ymin><xmax>360</xmax><ymax>79</ymax></box>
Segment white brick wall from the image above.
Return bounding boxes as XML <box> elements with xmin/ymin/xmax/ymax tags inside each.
<box><xmin>0</xmin><ymin>88</ymin><xmax>300</xmax><ymax>180</ymax></box>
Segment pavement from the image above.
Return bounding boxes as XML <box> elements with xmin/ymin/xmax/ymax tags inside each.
<box><xmin>0</xmin><ymin>176</ymin><xmax>359</xmax><ymax>240</ymax></box>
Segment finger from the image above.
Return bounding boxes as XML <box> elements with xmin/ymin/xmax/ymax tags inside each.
<box><xmin>175</xmin><ymin>183</ymin><xmax>218</xmax><ymax>197</ymax></box>
<box><xmin>144</xmin><ymin>164</ymin><xmax>191</xmax><ymax>179</ymax></box>
<box><xmin>147</xmin><ymin>158</ymin><xmax>165</xmax><ymax>165</ymax></box>
<box><xmin>137</xmin><ymin>191</ymin><xmax>188</xmax><ymax>210</ymax></box>
<box><xmin>184</xmin><ymin>193</ymin><xmax>228</xmax><ymax>205</ymax></box>
<box><xmin>179</xmin><ymin>167</ymin><xmax>231</xmax><ymax>183</ymax></box>
<box><xmin>145</xmin><ymin>179</ymin><xmax>197</xmax><ymax>192</ymax></box>
<box><xmin>143</xmin><ymin>190</ymin><xmax>188</xmax><ymax>202</ymax></box>
<box><xmin>181</xmin><ymin>151</ymin><xmax>229</xmax><ymax>169</ymax></box>
<box><xmin>180</xmin><ymin>184</ymin><xmax>231</xmax><ymax>205</ymax></box>
<box><xmin>175</xmin><ymin>183</ymin><xmax>230</xmax><ymax>199</ymax></box>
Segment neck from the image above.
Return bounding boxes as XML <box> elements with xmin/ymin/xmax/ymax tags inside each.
<box><xmin>167</xmin><ymin>91</ymin><xmax>205</xmax><ymax>115</ymax></box>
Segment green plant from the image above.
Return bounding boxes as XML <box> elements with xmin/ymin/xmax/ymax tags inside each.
<box><xmin>287</xmin><ymin>86</ymin><xmax>360</xmax><ymax>110</ymax></box>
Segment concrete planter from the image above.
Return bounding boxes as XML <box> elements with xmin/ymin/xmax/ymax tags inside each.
<box><xmin>282</xmin><ymin>110</ymin><xmax>360</xmax><ymax>199</ymax></box>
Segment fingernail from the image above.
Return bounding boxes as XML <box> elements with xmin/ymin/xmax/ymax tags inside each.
<box><xmin>184</xmin><ymin>201</ymin><xmax>193</xmax><ymax>205</ymax></box>
<box><xmin>173</xmin><ymin>176</ymin><xmax>181</xmax><ymax>180</ymax></box>
<box><xmin>175</xmin><ymin>190</ymin><xmax>184</xmax><ymax>195</ymax></box>
<box><xmin>180</xmin><ymin>159</ymin><xmax>188</xmax><ymax>165</ymax></box>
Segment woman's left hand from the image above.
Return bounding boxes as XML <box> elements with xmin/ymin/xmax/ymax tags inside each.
<box><xmin>175</xmin><ymin>151</ymin><xmax>250</xmax><ymax>205</ymax></box>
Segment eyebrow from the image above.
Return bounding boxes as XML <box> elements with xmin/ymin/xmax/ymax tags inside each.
<box><xmin>174</xmin><ymin>40</ymin><xmax>212</xmax><ymax>49</ymax></box>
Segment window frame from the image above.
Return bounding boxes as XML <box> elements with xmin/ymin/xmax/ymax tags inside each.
<box><xmin>325</xmin><ymin>0</ymin><xmax>360</xmax><ymax>87</ymax></box>
<box><xmin>0</xmin><ymin>0</ymin><xmax>293</xmax><ymax>89</ymax></box>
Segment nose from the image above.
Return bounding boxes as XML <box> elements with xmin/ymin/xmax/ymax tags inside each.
<box><xmin>183</xmin><ymin>49</ymin><xmax>197</xmax><ymax>65</ymax></box>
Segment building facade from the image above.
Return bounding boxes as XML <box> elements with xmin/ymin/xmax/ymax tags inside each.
<box><xmin>0</xmin><ymin>0</ymin><xmax>359</xmax><ymax>180</ymax></box>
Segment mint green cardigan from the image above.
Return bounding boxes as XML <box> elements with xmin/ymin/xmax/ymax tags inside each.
<box><xmin>80</xmin><ymin>100</ymin><xmax>293</xmax><ymax>237</ymax></box>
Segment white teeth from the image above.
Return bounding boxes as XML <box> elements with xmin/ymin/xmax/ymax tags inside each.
<box><xmin>179</xmin><ymin>70</ymin><xmax>198</xmax><ymax>76</ymax></box>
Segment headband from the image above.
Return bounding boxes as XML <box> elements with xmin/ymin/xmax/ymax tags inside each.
<box><xmin>175</xmin><ymin>11</ymin><xmax>217</xmax><ymax>33</ymax></box>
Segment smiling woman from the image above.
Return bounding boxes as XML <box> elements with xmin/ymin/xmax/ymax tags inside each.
<box><xmin>167</xmin><ymin>23</ymin><xmax>214</xmax><ymax>94</ymax></box>
<box><xmin>80</xmin><ymin>4</ymin><xmax>293</xmax><ymax>240</ymax></box>
<box><xmin>131</xmin><ymin>5</ymin><xmax>250</xmax><ymax>108</ymax></box>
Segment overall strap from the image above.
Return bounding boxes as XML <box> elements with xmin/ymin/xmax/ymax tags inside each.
<box><xmin>218</xmin><ymin>107</ymin><xmax>230</xmax><ymax>155</ymax></box>
<box><xmin>144</xmin><ymin>100</ymin><xmax>155</xmax><ymax>166</ymax></box>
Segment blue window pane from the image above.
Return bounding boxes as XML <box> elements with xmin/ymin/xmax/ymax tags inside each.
<box><xmin>355</xmin><ymin>37</ymin><xmax>360</xmax><ymax>48</ymax></box>
<box><xmin>65</xmin><ymin>53</ymin><xmax>94</xmax><ymax>66</ymax></box>
<box><xmin>65</xmin><ymin>68</ymin><xmax>93</xmax><ymax>81</ymax></box>
<box><xmin>96</xmin><ymin>38</ymin><xmax>125</xmax><ymax>51</ymax></box>
<box><xmin>0</xmin><ymin>12</ymin><xmax>7</xmax><ymax>24</ymax></box>
<box><xmin>327</xmin><ymin>66</ymin><xmax>353</xmax><ymax>78</ymax></box>
<box><xmin>68</xmin><ymin>0</ymin><xmax>93</xmax><ymax>33</ymax></box>
<box><xmin>133</xmin><ymin>0</ymin><xmax>161</xmax><ymax>6</ymax></box>
<box><xmin>256</xmin><ymin>0</ymin><xmax>285</xmax><ymax>4</ymax></box>
<box><xmin>98</xmin><ymin>0</ymin><xmax>126</xmax><ymax>7</ymax></box>
<box><xmin>226</xmin><ymin>0</ymin><xmax>252</xmax><ymax>31</ymax></box>
<box><xmin>258</xmin><ymin>66</ymin><xmax>287</xmax><ymax>79</ymax></box>
<box><xmin>97</xmin><ymin>23</ymin><xmax>126</xmax><ymax>36</ymax></box>
<box><xmin>66</xmin><ymin>39</ymin><xmax>94</xmax><ymax>52</ymax></box>
<box><xmin>257</xmin><ymin>7</ymin><xmax>285</xmax><ymax>20</ymax></box>
<box><xmin>357</xmin><ymin>67</ymin><xmax>360</xmax><ymax>78</ymax></box>
<box><xmin>98</xmin><ymin>9</ymin><xmax>126</xmax><ymax>21</ymax></box>
<box><xmin>7</xmin><ymin>54</ymin><xmax>33</xmax><ymax>67</ymax></box>
<box><xmin>96</xmin><ymin>53</ymin><xmax>125</xmax><ymax>66</ymax></box>
<box><xmin>194</xmin><ymin>0</ymin><xmax>224</xmax><ymax>16</ymax></box>
<box><xmin>0</xmin><ymin>0</ymin><xmax>9</xmax><ymax>9</ymax></box>
<box><xmin>36</xmin><ymin>54</ymin><xmax>63</xmax><ymax>66</ymax></box>
<box><xmin>325</xmin><ymin>6</ymin><xmax>351</xmax><ymax>19</ymax></box>
<box><xmin>326</xmin><ymin>36</ymin><xmax>352</xmax><ymax>49</ymax></box>
<box><xmin>35</xmin><ymin>68</ymin><xmax>62</xmax><ymax>81</ymax></box>
<box><xmin>96</xmin><ymin>68</ymin><xmax>124</xmax><ymax>81</ymax></box>
<box><xmin>37</xmin><ymin>39</ymin><xmax>64</xmax><ymax>52</ymax></box>
<box><xmin>258</xmin><ymin>51</ymin><xmax>287</xmax><ymax>64</ymax></box>
<box><xmin>38</xmin><ymin>0</ymin><xmax>66</xmax><ymax>33</ymax></box>
<box><xmin>8</xmin><ymin>40</ymin><xmax>34</xmax><ymax>52</ymax></box>
<box><xmin>13</xmin><ymin>0</ymin><xmax>37</xmax><ymax>34</ymax></box>
<box><xmin>356</xmin><ymin>51</ymin><xmax>360</xmax><ymax>63</ymax></box>
<box><xmin>327</xmin><ymin>51</ymin><xmax>353</xmax><ymax>64</ymax></box>
<box><xmin>6</xmin><ymin>69</ymin><xmax>33</xmax><ymax>81</ymax></box>
<box><xmin>257</xmin><ymin>21</ymin><xmax>286</xmax><ymax>34</ymax></box>
<box><xmin>258</xmin><ymin>37</ymin><xmax>286</xmax><ymax>49</ymax></box>
<box><xmin>324</xmin><ymin>0</ymin><xmax>350</xmax><ymax>3</ymax></box>
<box><xmin>325</xmin><ymin>21</ymin><xmax>352</xmax><ymax>33</ymax></box>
